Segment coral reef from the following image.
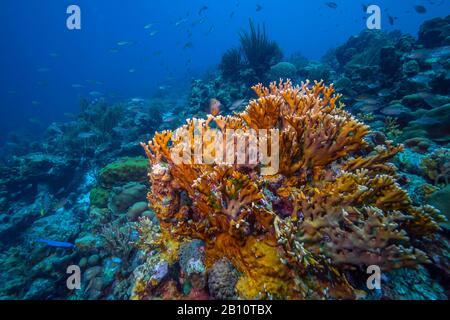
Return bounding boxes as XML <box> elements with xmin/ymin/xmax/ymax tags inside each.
<box><xmin>427</xmin><ymin>186</ymin><xmax>450</xmax><ymax>223</ymax></box>
<box><xmin>367</xmin><ymin>265</ymin><xmax>447</xmax><ymax>300</ymax></box>
<box><xmin>1</xmin><ymin>14</ymin><xmax>449</xmax><ymax>301</ymax></box>
<box><xmin>421</xmin><ymin>148</ymin><xmax>450</xmax><ymax>185</ymax></box>
<box><xmin>98</xmin><ymin>157</ymin><xmax>149</xmax><ymax>188</ymax></box>
<box><xmin>325</xmin><ymin>16</ymin><xmax>450</xmax><ymax>148</ymax></box>
<box><xmin>99</xmin><ymin>221</ymin><xmax>135</xmax><ymax>266</ymax></box>
<box><xmin>0</xmin><ymin>83</ymin><xmax>217</xmax><ymax>300</ymax></box>
<box><xmin>403</xmin><ymin>103</ymin><xmax>450</xmax><ymax>142</ymax></box>
<box><xmin>383</xmin><ymin>116</ymin><xmax>403</xmax><ymax>141</ymax></box>
<box><xmin>267</xmin><ymin>62</ymin><xmax>298</xmax><ymax>81</ymax></box>
<box><xmin>140</xmin><ymin>80</ymin><xmax>445</xmax><ymax>299</ymax></box>
<box><xmin>219</xmin><ymin>48</ymin><xmax>243</xmax><ymax>82</ymax></box>
<box><xmin>418</xmin><ymin>15</ymin><xmax>450</xmax><ymax>49</ymax></box>
<box><xmin>188</xmin><ymin>77</ymin><xmax>248</xmax><ymax>118</ymax></box>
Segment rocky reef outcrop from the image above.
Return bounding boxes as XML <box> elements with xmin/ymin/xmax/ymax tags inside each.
<box><xmin>139</xmin><ymin>80</ymin><xmax>447</xmax><ymax>299</ymax></box>
<box><xmin>0</xmin><ymin>15</ymin><xmax>449</xmax><ymax>301</ymax></box>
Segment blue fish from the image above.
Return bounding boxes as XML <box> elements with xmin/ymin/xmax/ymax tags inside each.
<box><xmin>35</xmin><ymin>239</ymin><xmax>75</xmax><ymax>249</ymax></box>
<box><xmin>111</xmin><ymin>257</ymin><xmax>122</xmax><ymax>264</ymax></box>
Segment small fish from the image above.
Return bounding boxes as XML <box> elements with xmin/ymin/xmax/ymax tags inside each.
<box><xmin>205</xmin><ymin>26</ymin><xmax>215</xmax><ymax>35</ymax></box>
<box><xmin>31</xmin><ymin>100</ymin><xmax>40</xmax><ymax>105</ymax></box>
<box><xmin>109</xmin><ymin>48</ymin><xmax>119</xmax><ymax>53</ymax></box>
<box><xmin>78</xmin><ymin>132</ymin><xmax>96</xmax><ymax>139</ymax></box>
<box><xmin>35</xmin><ymin>239</ymin><xmax>75</xmax><ymax>249</ymax></box>
<box><xmin>198</xmin><ymin>5</ymin><xmax>208</xmax><ymax>15</ymax></box>
<box><xmin>360</xmin><ymin>104</ymin><xmax>380</xmax><ymax>113</ymax></box>
<box><xmin>89</xmin><ymin>91</ymin><xmax>103</xmax><ymax>97</ymax></box>
<box><xmin>175</xmin><ymin>18</ymin><xmax>188</xmax><ymax>27</ymax></box>
<box><xmin>354</xmin><ymin>95</ymin><xmax>369</xmax><ymax>102</ymax></box>
<box><xmin>325</xmin><ymin>2</ymin><xmax>338</xmax><ymax>9</ymax></box>
<box><xmin>355</xmin><ymin>95</ymin><xmax>378</xmax><ymax>104</ymax></box>
<box><xmin>414</xmin><ymin>5</ymin><xmax>427</xmax><ymax>14</ymax></box>
<box><xmin>209</xmin><ymin>98</ymin><xmax>222</xmax><ymax>116</ymax></box>
<box><xmin>149</xmin><ymin>30</ymin><xmax>159</xmax><ymax>37</ymax></box>
<box><xmin>367</xmin><ymin>82</ymin><xmax>381</xmax><ymax>89</ymax></box>
<box><xmin>388</xmin><ymin>15</ymin><xmax>397</xmax><ymax>25</ymax></box>
<box><xmin>144</xmin><ymin>23</ymin><xmax>154</xmax><ymax>29</ymax></box>
<box><xmin>192</xmin><ymin>17</ymin><xmax>206</xmax><ymax>27</ymax></box>
<box><xmin>40</xmin><ymin>208</ymin><xmax>46</xmax><ymax>217</ymax></box>
<box><xmin>407</xmin><ymin>50</ymin><xmax>426</xmax><ymax>59</ymax></box>
<box><xmin>230</xmin><ymin>99</ymin><xmax>246</xmax><ymax>110</ymax></box>
<box><xmin>184</xmin><ymin>42</ymin><xmax>193</xmax><ymax>49</ymax></box>
<box><xmin>71</xmin><ymin>84</ymin><xmax>84</xmax><ymax>88</ymax></box>
<box><xmin>111</xmin><ymin>257</ymin><xmax>122</xmax><ymax>264</ymax></box>
<box><xmin>230</xmin><ymin>11</ymin><xmax>235</xmax><ymax>19</ymax></box>
<box><xmin>428</xmin><ymin>0</ymin><xmax>444</xmax><ymax>4</ymax></box>
<box><xmin>377</xmin><ymin>89</ymin><xmax>391</xmax><ymax>97</ymax></box>
<box><xmin>117</xmin><ymin>41</ymin><xmax>132</xmax><ymax>46</ymax></box>
<box><xmin>129</xmin><ymin>69</ymin><xmax>136</xmax><ymax>73</ymax></box>
<box><xmin>256</xmin><ymin>4</ymin><xmax>263</xmax><ymax>12</ymax></box>
<box><xmin>409</xmin><ymin>74</ymin><xmax>432</xmax><ymax>84</ymax></box>
<box><xmin>163</xmin><ymin>116</ymin><xmax>177</xmax><ymax>123</ymax></box>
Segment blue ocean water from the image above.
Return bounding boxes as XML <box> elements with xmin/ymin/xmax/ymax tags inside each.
<box><xmin>0</xmin><ymin>0</ymin><xmax>448</xmax><ymax>145</ymax></box>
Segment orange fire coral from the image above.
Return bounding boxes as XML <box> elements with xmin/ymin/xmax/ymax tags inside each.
<box><xmin>140</xmin><ymin>80</ymin><xmax>445</xmax><ymax>299</ymax></box>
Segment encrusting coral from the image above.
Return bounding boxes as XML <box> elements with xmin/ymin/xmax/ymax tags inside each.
<box><xmin>139</xmin><ymin>80</ymin><xmax>446</xmax><ymax>299</ymax></box>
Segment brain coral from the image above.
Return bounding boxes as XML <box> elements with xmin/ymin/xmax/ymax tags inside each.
<box><xmin>140</xmin><ymin>80</ymin><xmax>445</xmax><ymax>299</ymax></box>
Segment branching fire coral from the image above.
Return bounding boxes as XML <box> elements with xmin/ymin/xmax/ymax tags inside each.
<box><xmin>140</xmin><ymin>80</ymin><xmax>445</xmax><ymax>299</ymax></box>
